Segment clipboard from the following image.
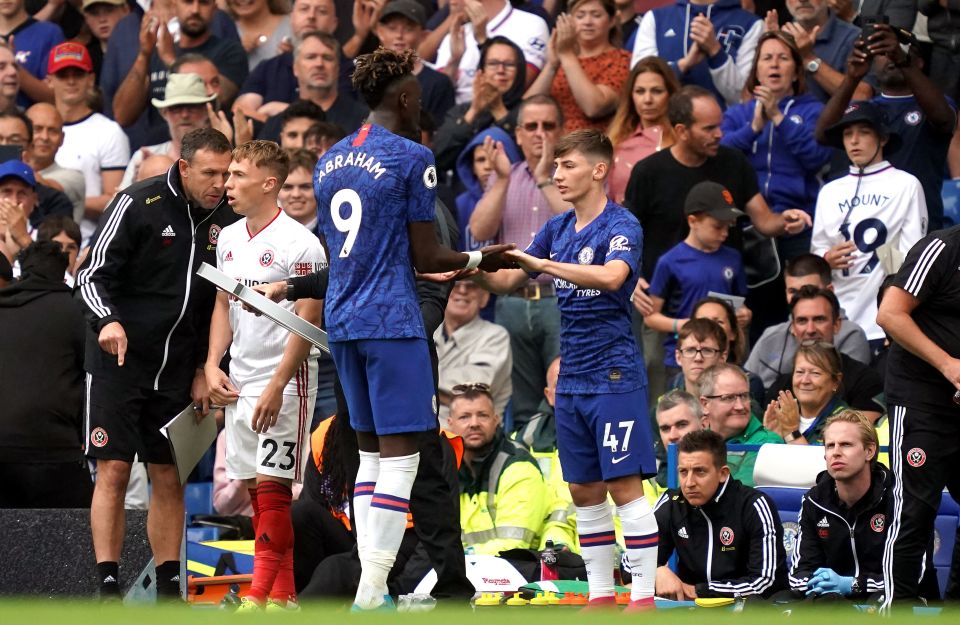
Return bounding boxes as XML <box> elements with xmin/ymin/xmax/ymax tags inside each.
<box><xmin>196</xmin><ymin>262</ymin><xmax>330</xmax><ymax>353</ymax></box>
<box><xmin>161</xmin><ymin>404</ymin><xmax>219</xmax><ymax>486</ymax></box>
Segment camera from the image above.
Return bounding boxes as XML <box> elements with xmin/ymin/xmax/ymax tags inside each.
<box><xmin>861</xmin><ymin>15</ymin><xmax>889</xmax><ymax>42</ymax></box>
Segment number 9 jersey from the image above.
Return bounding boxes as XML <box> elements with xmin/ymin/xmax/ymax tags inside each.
<box><xmin>314</xmin><ymin>123</ymin><xmax>438</xmax><ymax>341</ymax></box>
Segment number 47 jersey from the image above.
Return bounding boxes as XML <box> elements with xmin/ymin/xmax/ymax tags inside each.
<box><xmin>315</xmin><ymin>123</ymin><xmax>438</xmax><ymax>342</ymax></box>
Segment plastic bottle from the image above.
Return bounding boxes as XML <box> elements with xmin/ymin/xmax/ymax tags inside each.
<box><xmin>540</xmin><ymin>540</ymin><xmax>559</xmax><ymax>581</ymax></box>
<box><xmin>397</xmin><ymin>593</ymin><xmax>438</xmax><ymax>612</ymax></box>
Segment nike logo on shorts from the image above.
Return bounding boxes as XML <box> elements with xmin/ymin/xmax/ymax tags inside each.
<box><xmin>611</xmin><ymin>454</ymin><xmax>631</xmax><ymax>464</ymax></box>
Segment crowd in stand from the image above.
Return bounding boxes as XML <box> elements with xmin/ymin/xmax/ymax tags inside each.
<box><xmin>0</xmin><ymin>0</ymin><xmax>959</xmax><ymax>607</ymax></box>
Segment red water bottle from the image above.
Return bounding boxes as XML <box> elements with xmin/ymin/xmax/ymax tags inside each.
<box><xmin>540</xmin><ymin>540</ymin><xmax>559</xmax><ymax>581</ymax></box>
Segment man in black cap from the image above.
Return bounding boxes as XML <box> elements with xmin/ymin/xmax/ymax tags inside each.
<box><xmin>375</xmin><ymin>0</ymin><xmax>455</xmax><ymax>126</ymax></box>
<box><xmin>811</xmin><ymin>100</ymin><xmax>927</xmax><ymax>355</ymax></box>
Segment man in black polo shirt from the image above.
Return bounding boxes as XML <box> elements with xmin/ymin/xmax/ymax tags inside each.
<box><xmin>877</xmin><ymin>225</ymin><xmax>960</xmax><ymax>606</ymax></box>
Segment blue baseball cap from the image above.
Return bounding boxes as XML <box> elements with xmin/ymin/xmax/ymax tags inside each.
<box><xmin>0</xmin><ymin>159</ymin><xmax>36</xmax><ymax>188</ymax></box>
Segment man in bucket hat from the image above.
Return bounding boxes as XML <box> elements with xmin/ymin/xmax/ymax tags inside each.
<box><xmin>119</xmin><ymin>73</ymin><xmax>216</xmax><ymax>189</ymax></box>
<box><xmin>811</xmin><ymin>100</ymin><xmax>927</xmax><ymax>352</ymax></box>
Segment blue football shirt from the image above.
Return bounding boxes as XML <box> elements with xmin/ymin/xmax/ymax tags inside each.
<box><xmin>648</xmin><ymin>241</ymin><xmax>747</xmax><ymax>366</ymax></box>
<box><xmin>526</xmin><ymin>201</ymin><xmax>646</xmax><ymax>395</ymax></box>
<box><xmin>314</xmin><ymin>123</ymin><xmax>437</xmax><ymax>341</ymax></box>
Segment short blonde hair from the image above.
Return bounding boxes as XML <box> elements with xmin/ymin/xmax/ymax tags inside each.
<box><xmin>823</xmin><ymin>409</ymin><xmax>879</xmax><ymax>456</ymax></box>
<box><xmin>232</xmin><ymin>140</ymin><xmax>290</xmax><ymax>184</ymax></box>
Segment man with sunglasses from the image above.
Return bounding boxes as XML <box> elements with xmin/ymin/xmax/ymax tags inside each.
<box><xmin>698</xmin><ymin>363</ymin><xmax>783</xmax><ymax>487</ymax></box>
<box><xmin>447</xmin><ymin>383</ymin><xmax>546</xmax><ymax>555</ymax></box>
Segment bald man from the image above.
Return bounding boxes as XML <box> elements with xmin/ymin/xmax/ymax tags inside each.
<box><xmin>26</xmin><ymin>103</ymin><xmax>86</xmax><ymax>223</ymax></box>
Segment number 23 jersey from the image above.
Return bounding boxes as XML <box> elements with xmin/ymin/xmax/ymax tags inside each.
<box><xmin>314</xmin><ymin>123</ymin><xmax>437</xmax><ymax>341</ymax></box>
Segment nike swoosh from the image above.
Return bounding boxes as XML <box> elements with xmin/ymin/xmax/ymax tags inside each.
<box><xmin>611</xmin><ymin>454</ymin><xmax>631</xmax><ymax>464</ymax></box>
<box><xmin>549</xmin><ymin>252</ymin><xmax>557</xmax><ymax>258</ymax></box>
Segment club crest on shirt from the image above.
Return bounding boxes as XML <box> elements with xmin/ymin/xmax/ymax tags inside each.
<box><xmin>90</xmin><ymin>427</ymin><xmax>108</xmax><ymax>448</ymax></box>
<box><xmin>907</xmin><ymin>447</ymin><xmax>926</xmax><ymax>467</ymax></box>
<box><xmin>578</xmin><ymin>247</ymin><xmax>594</xmax><ymax>264</ymax></box>
<box><xmin>208</xmin><ymin>223</ymin><xmax>221</xmax><ymax>245</ymax></box>
<box><xmin>723</xmin><ymin>266</ymin><xmax>735</xmax><ymax>281</ymax></box>
<box><xmin>423</xmin><ymin>165</ymin><xmax>437</xmax><ymax>189</ymax></box>
<box><xmin>790</xmin><ymin>114</ymin><xmax>803</xmax><ymax>125</ymax></box>
<box><xmin>528</xmin><ymin>36</ymin><xmax>546</xmax><ymax>51</ymax></box>
<box><xmin>871</xmin><ymin>514</ymin><xmax>885</xmax><ymax>532</ymax></box>
<box><xmin>904</xmin><ymin>110</ymin><xmax>921</xmax><ymax>126</ymax></box>
<box><xmin>719</xmin><ymin>526</ymin><xmax>734</xmax><ymax>546</ymax></box>
<box><xmin>260</xmin><ymin>250</ymin><xmax>275</xmax><ymax>267</ymax></box>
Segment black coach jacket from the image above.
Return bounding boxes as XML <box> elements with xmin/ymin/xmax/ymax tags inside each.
<box><xmin>655</xmin><ymin>478</ymin><xmax>788</xmax><ymax>598</ymax></box>
<box><xmin>74</xmin><ymin>165</ymin><xmax>239</xmax><ymax>391</ymax></box>
<box><xmin>788</xmin><ymin>464</ymin><xmax>891</xmax><ymax>597</ymax></box>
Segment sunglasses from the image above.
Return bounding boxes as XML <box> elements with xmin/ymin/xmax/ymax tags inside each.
<box><xmin>451</xmin><ymin>382</ymin><xmax>492</xmax><ymax>395</ymax></box>
<box><xmin>520</xmin><ymin>121</ymin><xmax>558</xmax><ymax>132</ymax></box>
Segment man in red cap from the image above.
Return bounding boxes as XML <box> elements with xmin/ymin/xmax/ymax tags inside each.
<box><xmin>46</xmin><ymin>41</ymin><xmax>130</xmax><ymax>243</ymax></box>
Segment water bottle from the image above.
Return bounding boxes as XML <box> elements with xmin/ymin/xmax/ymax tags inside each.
<box><xmin>540</xmin><ymin>540</ymin><xmax>559</xmax><ymax>581</ymax></box>
<box><xmin>397</xmin><ymin>593</ymin><xmax>438</xmax><ymax>612</ymax></box>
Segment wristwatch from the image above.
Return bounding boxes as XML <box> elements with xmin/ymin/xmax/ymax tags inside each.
<box><xmin>785</xmin><ymin>430</ymin><xmax>803</xmax><ymax>443</ymax></box>
<box><xmin>806</xmin><ymin>58</ymin><xmax>822</xmax><ymax>73</ymax></box>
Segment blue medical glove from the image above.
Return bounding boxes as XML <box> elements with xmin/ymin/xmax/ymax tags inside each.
<box><xmin>807</xmin><ymin>568</ymin><xmax>854</xmax><ymax>596</ymax></box>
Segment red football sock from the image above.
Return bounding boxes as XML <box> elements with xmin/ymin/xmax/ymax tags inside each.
<box><xmin>248</xmin><ymin>486</ymin><xmax>260</xmax><ymax>534</ymax></box>
<box><xmin>268</xmin><ymin>546</ymin><xmax>296</xmax><ymax>604</ymax></box>
<box><xmin>247</xmin><ymin>481</ymin><xmax>292</xmax><ymax>605</ymax></box>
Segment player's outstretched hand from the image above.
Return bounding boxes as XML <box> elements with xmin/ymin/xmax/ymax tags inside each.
<box><xmin>502</xmin><ymin>248</ymin><xmax>543</xmax><ymax>273</ymax></box>
<box><xmin>205</xmin><ymin>363</ymin><xmax>239</xmax><ymax>406</ymax></box>
<box><xmin>417</xmin><ymin>269</ymin><xmax>476</xmax><ymax>283</ymax></box>
<box><xmin>478</xmin><ymin>243</ymin><xmax>519</xmax><ymax>271</ymax></box>
<box><xmin>251</xmin><ymin>385</ymin><xmax>283</xmax><ymax>434</ymax></box>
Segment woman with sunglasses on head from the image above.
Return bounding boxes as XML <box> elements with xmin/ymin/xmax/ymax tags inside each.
<box><xmin>523</xmin><ymin>0</ymin><xmax>631</xmax><ymax>132</ymax></box>
<box><xmin>763</xmin><ymin>342</ymin><xmax>847</xmax><ymax>445</ymax></box>
<box><xmin>434</xmin><ymin>37</ymin><xmax>527</xmax><ymax>173</ymax></box>
<box><xmin>720</xmin><ymin>31</ymin><xmax>832</xmax><ymax>261</ymax></box>
<box><xmin>605</xmin><ymin>56</ymin><xmax>679</xmax><ymax>204</ymax></box>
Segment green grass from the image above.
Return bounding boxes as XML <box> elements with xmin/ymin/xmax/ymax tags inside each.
<box><xmin>0</xmin><ymin>600</ymin><xmax>959</xmax><ymax>625</ymax></box>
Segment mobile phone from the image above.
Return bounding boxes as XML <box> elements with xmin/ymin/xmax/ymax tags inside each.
<box><xmin>861</xmin><ymin>15</ymin><xmax>889</xmax><ymax>42</ymax></box>
<box><xmin>0</xmin><ymin>144</ymin><xmax>23</xmax><ymax>163</ymax></box>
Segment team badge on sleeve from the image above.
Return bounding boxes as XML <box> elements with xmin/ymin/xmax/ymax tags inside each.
<box><xmin>609</xmin><ymin>235</ymin><xmax>630</xmax><ymax>252</ymax></box>
<box><xmin>423</xmin><ymin>165</ymin><xmax>437</xmax><ymax>189</ymax></box>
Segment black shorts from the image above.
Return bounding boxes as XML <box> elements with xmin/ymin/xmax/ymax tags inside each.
<box><xmin>84</xmin><ymin>373</ymin><xmax>190</xmax><ymax>464</ymax></box>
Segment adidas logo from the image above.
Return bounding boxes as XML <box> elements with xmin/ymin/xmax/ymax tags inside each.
<box><xmin>225</xmin><ymin>251</ymin><xmax>233</xmax><ymax>261</ymax></box>
<box><xmin>817</xmin><ymin>516</ymin><xmax>829</xmax><ymax>528</ymax></box>
<box><xmin>171</xmin><ymin>575</ymin><xmax>180</xmax><ymax>583</ymax></box>
<box><xmin>665</xmin><ymin>28</ymin><xmax>676</xmax><ymax>37</ymax></box>
<box><xmin>162</xmin><ymin>225</ymin><xmax>176</xmax><ymax>237</ymax></box>
<box><xmin>678</xmin><ymin>526</ymin><xmax>689</xmax><ymax>539</ymax></box>
<box><xmin>103</xmin><ymin>575</ymin><xmax>117</xmax><ymax>584</ymax></box>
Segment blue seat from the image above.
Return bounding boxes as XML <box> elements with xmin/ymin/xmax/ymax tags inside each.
<box><xmin>943</xmin><ymin>179</ymin><xmax>960</xmax><ymax>228</ymax></box>
<box><xmin>756</xmin><ymin>486</ymin><xmax>806</xmax><ymax>559</ymax></box>
<box><xmin>933</xmin><ymin>492</ymin><xmax>960</xmax><ymax>595</ymax></box>
<box><xmin>184</xmin><ymin>482</ymin><xmax>214</xmax><ymax>518</ymax></box>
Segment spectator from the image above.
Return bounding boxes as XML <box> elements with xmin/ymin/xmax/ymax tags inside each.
<box><xmin>74</xmin><ymin>128</ymin><xmax>238</xmax><ymax>600</ymax></box>
<box><xmin>259</xmin><ymin>31</ymin><xmax>368</xmax><ymax>138</ymax></box>
<box><xmin>454</xmin><ymin>127</ymin><xmax>521</xmax><ymax>257</ymax></box>
<box><xmin>876</xmin><ymin>224</ymin><xmax>960</xmax><ymax>605</ymax></box>
<box><xmin>469</xmin><ymin>95</ymin><xmax>566</xmax><ymax>427</ymax></box>
<box><xmin>645</xmin><ymin>181</ymin><xmax>749</xmax><ymax>374</ymax></box>
<box><xmin>654</xmin><ymin>429</ymin><xmax>787</xmax><ymax>599</ymax></box>
<box><xmin>26</xmin><ymin>103</ymin><xmax>86</xmax><ymax>223</ymax></box>
<box><xmin>112</xmin><ymin>0</ymin><xmax>248</xmax><ymax>132</ymax></box>
<box><xmin>375</xmin><ymin>0</ymin><xmax>456</xmax><ymax>127</ymax></box>
<box><xmin>81</xmin><ymin>0</ymin><xmax>130</xmax><ymax>81</ymax></box>
<box><xmin>632</xmin><ymin>0</ymin><xmax>762</xmax><ymax>106</ymax></box>
<box><xmin>698</xmin><ymin>363</ymin><xmax>783</xmax><ymax>486</ymax></box>
<box><xmin>668</xmin><ymin>318</ymin><xmax>729</xmax><ymax>395</ymax></box>
<box><xmin>37</xmin><ymin>214</ymin><xmax>81</xmax><ymax>278</ymax></box>
<box><xmin>720</xmin><ymin>30</ymin><xmax>833</xmax><ymax>259</ymax></box>
<box><xmin>815</xmin><ymin>25</ymin><xmax>957</xmax><ymax>231</ymax></box>
<box><xmin>0</xmin><ymin>0</ymin><xmax>64</xmax><ymax>107</ymax></box>
<box><xmin>0</xmin><ymin>44</ymin><xmax>19</xmax><ymax>114</ymax></box>
<box><xmin>432</xmin><ymin>0</ymin><xmax>549</xmax><ymax>104</ymax></box>
<box><xmin>303</xmin><ymin>120</ymin><xmax>346</xmax><ymax>155</ymax></box>
<box><xmin>172</xmin><ymin>53</ymin><xmax>227</xmax><ymax>108</ymax></box>
<box><xmin>119</xmin><ymin>73</ymin><xmax>215</xmax><ymax>189</ymax></box>
<box><xmin>692</xmin><ymin>295</ymin><xmax>747</xmax><ymax>366</ymax></box>
<box><xmin>136</xmin><ymin>154</ymin><xmax>175</xmax><ymax>181</ymax></box>
<box><xmin>434</xmin><ymin>281</ymin><xmax>513</xmax><ymax>423</ymax></box>
<box><xmin>653</xmin><ymin>388</ymin><xmax>706</xmax><ymax>489</ymax></box>
<box><xmin>0</xmin><ymin>159</ymin><xmax>41</xmax><ymax>263</ymax></box>
<box><xmin>746</xmin><ymin>253</ymin><xmax>870</xmax><ymax>389</ymax></box>
<box><xmin>921</xmin><ymin>0</ymin><xmax>960</xmax><ymax>104</ymax></box>
<box><xmin>766</xmin><ymin>285</ymin><xmax>885</xmax><ymax>422</ymax></box>
<box><xmin>447</xmin><ymin>384</ymin><xmax>546</xmax><ymax>555</ymax></box>
<box><xmin>616</xmin><ymin>0</ymin><xmax>644</xmax><ymax>51</ymax></box>
<box><xmin>844</xmin><ymin>0</ymin><xmax>917</xmax><ymax>30</ymax></box>
<box><xmin>606</xmin><ymin>56</ymin><xmax>679</xmax><ymax>204</ymax></box>
<box><xmin>0</xmin><ymin>246</ymin><xmax>9</xmax><ymax>286</ymax></box>
<box><xmin>769</xmin><ymin>0</ymin><xmax>870</xmax><ymax>103</ymax></box>
<box><xmin>812</xmin><ymin>101</ymin><xmax>927</xmax><ymax>346</ymax></box>
<box><xmin>785</xmin><ymin>410</ymin><xmax>889</xmax><ymax>600</ymax></box>
<box><xmin>234</xmin><ymin>0</ymin><xmax>347</xmax><ymax>123</ymax></box>
<box><xmin>525</xmin><ymin>0</ymin><xmax>632</xmax><ymax>132</ymax></box>
<box><xmin>433</xmin><ymin>36</ymin><xmax>526</xmax><ymax>173</ymax></box>
<box><xmin>279</xmin><ymin>148</ymin><xmax>318</xmax><ymax>229</ymax></box>
<box><xmin>0</xmin><ymin>240</ymin><xmax>91</xmax><ymax>508</ymax></box>
<box><xmin>225</xmin><ymin>0</ymin><xmax>292</xmax><ymax>71</ymax></box>
<box><xmin>275</xmin><ymin>99</ymin><xmax>326</xmax><ymax>148</ymax></box>
<box><xmin>763</xmin><ymin>342</ymin><xmax>847</xmax><ymax>444</ymax></box>
<box><xmin>48</xmin><ymin>42</ymin><xmax>130</xmax><ymax>242</ymax></box>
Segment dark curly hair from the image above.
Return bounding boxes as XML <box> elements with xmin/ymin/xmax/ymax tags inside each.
<box><xmin>351</xmin><ymin>47</ymin><xmax>417</xmax><ymax>110</ymax></box>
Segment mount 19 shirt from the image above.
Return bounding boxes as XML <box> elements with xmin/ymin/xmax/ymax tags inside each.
<box><xmin>525</xmin><ymin>202</ymin><xmax>646</xmax><ymax>395</ymax></box>
<box><xmin>216</xmin><ymin>209</ymin><xmax>326</xmax><ymax>396</ymax></box>
<box><xmin>314</xmin><ymin>123</ymin><xmax>437</xmax><ymax>341</ymax></box>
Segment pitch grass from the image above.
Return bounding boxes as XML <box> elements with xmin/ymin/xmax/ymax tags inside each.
<box><xmin>1</xmin><ymin>600</ymin><xmax>960</xmax><ymax>625</ymax></box>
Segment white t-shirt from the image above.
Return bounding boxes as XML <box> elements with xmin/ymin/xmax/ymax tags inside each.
<box><xmin>216</xmin><ymin>209</ymin><xmax>327</xmax><ymax>396</ymax></box>
<box><xmin>432</xmin><ymin>0</ymin><xmax>548</xmax><ymax>104</ymax></box>
<box><xmin>810</xmin><ymin>161</ymin><xmax>927</xmax><ymax>340</ymax></box>
<box><xmin>56</xmin><ymin>112</ymin><xmax>131</xmax><ymax>240</ymax></box>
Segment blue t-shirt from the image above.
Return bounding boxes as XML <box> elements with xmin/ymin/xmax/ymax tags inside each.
<box><xmin>526</xmin><ymin>202</ymin><xmax>646</xmax><ymax>395</ymax></box>
<box><xmin>314</xmin><ymin>123</ymin><xmax>437</xmax><ymax>341</ymax></box>
<box><xmin>9</xmin><ymin>18</ymin><xmax>64</xmax><ymax>108</ymax></box>
<box><xmin>649</xmin><ymin>241</ymin><xmax>747</xmax><ymax>367</ymax></box>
